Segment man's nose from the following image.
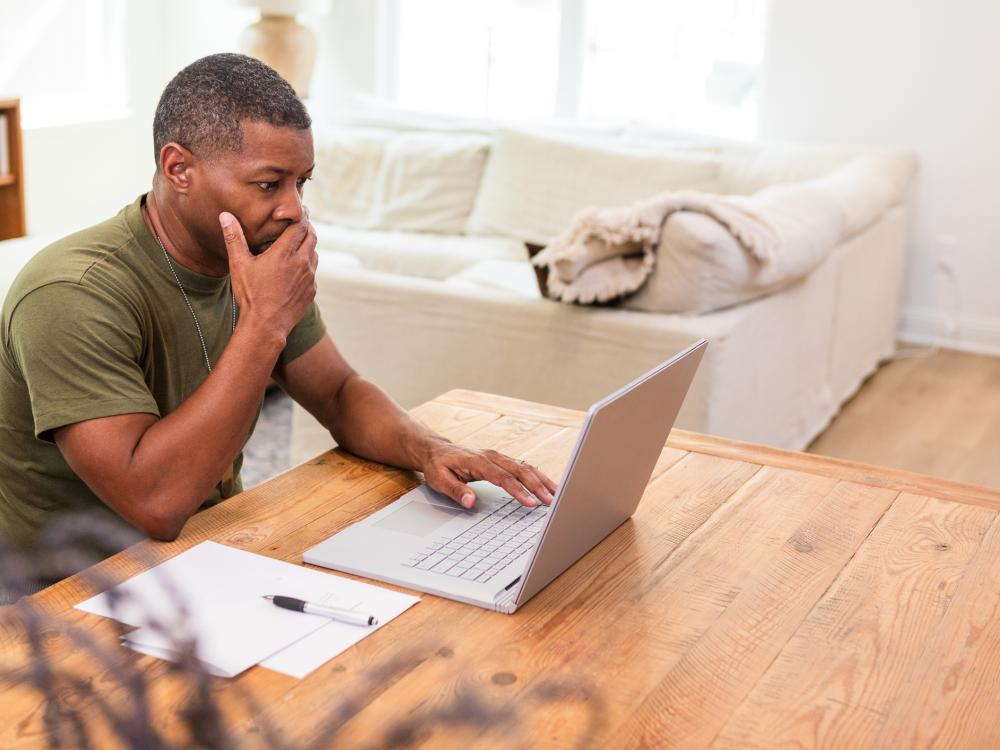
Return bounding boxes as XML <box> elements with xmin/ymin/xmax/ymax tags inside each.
<box><xmin>274</xmin><ymin>186</ymin><xmax>304</xmax><ymax>223</ymax></box>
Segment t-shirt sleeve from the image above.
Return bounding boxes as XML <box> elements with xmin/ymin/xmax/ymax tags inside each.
<box><xmin>8</xmin><ymin>282</ymin><xmax>159</xmax><ymax>441</ymax></box>
<box><xmin>276</xmin><ymin>301</ymin><xmax>326</xmax><ymax>368</ymax></box>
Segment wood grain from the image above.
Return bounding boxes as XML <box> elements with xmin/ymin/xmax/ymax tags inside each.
<box><xmin>874</xmin><ymin>509</ymin><xmax>1000</xmax><ymax>748</ymax></box>
<box><xmin>808</xmin><ymin>348</ymin><xmax>1000</xmax><ymax>489</ymax></box>
<box><xmin>712</xmin><ymin>494</ymin><xmax>997</xmax><ymax>749</ymax></box>
<box><xmin>4</xmin><ymin>391</ymin><xmax>1000</xmax><ymax>749</ymax></box>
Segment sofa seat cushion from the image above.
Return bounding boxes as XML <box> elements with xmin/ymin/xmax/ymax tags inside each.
<box><xmin>312</xmin><ymin>221</ymin><xmax>526</xmax><ymax>280</ymax></box>
<box><xmin>442</xmin><ymin>259</ymin><xmax>542</xmax><ymax>299</ymax></box>
<box><xmin>316</xmin><ymin>250</ymin><xmax>363</xmax><ymax>273</ymax></box>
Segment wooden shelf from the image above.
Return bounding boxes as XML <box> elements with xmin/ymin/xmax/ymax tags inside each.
<box><xmin>0</xmin><ymin>98</ymin><xmax>26</xmax><ymax>241</ymax></box>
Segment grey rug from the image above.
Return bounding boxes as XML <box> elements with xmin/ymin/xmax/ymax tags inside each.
<box><xmin>241</xmin><ymin>388</ymin><xmax>294</xmax><ymax>488</ymax></box>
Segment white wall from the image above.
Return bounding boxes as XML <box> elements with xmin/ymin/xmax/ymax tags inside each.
<box><xmin>21</xmin><ymin>0</ymin><xmax>257</xmax><ymax>236</ymax></box>
<box><xmin>760</xmin><ymin>0</ymin><xmax>1000</xmax><ymax>356</ymax></box>
<box><xmin>22</xmin><ymin>1</ymin><xmax>165</xmax><ymax>235</ymax></box>
<box><xmin>19</xmin><ymin>0</ymin><xmax>368</xmax><ymax>236</ymax></box>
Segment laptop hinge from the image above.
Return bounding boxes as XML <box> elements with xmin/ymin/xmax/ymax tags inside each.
<box><xmin>493</xmin><ymin>578</ymin><xmax>521</xmax><ymax>614</ymax></box>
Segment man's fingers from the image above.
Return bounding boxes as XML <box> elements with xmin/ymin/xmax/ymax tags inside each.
<box><xmin>275</xmin><ymin>219</ymin><xmax>310</xmax><ymax>255</ymax></box>
<box><xmin>301</xmin><ymin>221</ymin><xmax>319</xmax><ymax>271</ymax></box>
<box><xmin>515</xmin><ymin>461</ymin><xmax>557</xmax><ymax>505</ymax></box>
<box><xmin>487</xmin><ymin>450</ymin><xmax>555</xmax><ymax>505</ymax></box>
<box><xmin>219</xmin><ymin>212</ymin><xmax>250</xmax><ymax>261</ymax></box>
<box><xmin>474</xmin><ymin>460</ymin><xmax>536</xmax><ymax>508</ymax></box>
<box><xmin>433</xmin><ymin>473</ymin><xmax>477</xmax><ymax>509</ymax></box>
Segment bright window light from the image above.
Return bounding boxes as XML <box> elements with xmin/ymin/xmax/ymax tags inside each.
<box><xmin>0</xmin><ymin>0</ymin><xmax>129</xmax><ymax>128</ymax></box>
<box><xmin>389</xmin><ymin>0</ymin><xmax>561</xmax><ymax>120</ymax></box>
<box><xmin>382</xmin><ymin>0</ymin><xmax>768</xmax><ymax>137</ymax></box>
<box><xmin>580</xmin><ymin>0</ymin><xmax>768</xmax><ymax>137</ymax></box>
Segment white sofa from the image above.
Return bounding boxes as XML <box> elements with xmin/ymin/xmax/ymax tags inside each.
<box><xmin>292</xmin><ymin>121</ymin><xmax>916</xmax><ymax>462</ymax></box>
<box><xmin>0</xmin><ymin>120</ymin><xmax>915</xmax><ymax>467</ymax></box>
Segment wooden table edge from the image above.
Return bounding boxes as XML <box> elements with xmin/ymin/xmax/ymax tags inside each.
<box><xmin>19</xmin><ymin>389</ymin><xmax>1000</xmax><ymax>614</ymax></box>
<box><xmin>435</xmin><ymin>389</ymin><xmax>1000</xmax><ymax>510</ymax></box>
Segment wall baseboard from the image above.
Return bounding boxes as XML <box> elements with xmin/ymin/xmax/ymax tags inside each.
<box><xmin>899</xmin><ymin>307</ymin><xmax>1000</xmax><ymax>358</ymax></box>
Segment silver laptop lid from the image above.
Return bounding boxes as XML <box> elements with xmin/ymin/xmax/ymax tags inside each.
<box><xmin>512</xmin><ymin>339</ymin><xmax>707</xmax><ymax>607</ymax></box>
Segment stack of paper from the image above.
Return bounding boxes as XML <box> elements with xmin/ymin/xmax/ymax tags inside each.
<box><xmin>76</xmin><ymin>541</ymin><xmax>420</xmax><ymax>678</ymax></box>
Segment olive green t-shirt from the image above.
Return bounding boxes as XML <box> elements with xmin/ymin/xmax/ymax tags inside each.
<box><xmin>0</xmin><ymin>195</ymin><xmax>326</xmax><ymax>553</ymax></box>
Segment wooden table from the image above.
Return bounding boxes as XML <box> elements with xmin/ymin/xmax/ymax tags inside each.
<box><xmin>3</xmin><ymin>390</ymin><xmax>1000</xmax><ymax>749</ymax></box>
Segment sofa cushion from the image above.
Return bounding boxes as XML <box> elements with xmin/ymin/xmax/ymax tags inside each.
<box><xmin>373</xmin><ymin>132</ymin><xmax>491</xmax><ymax>233</ymax></box>
<box><xmin>317</xmin><ymin>250</ymin><xmax>363</xmax><ymax>273</ymax></box>
<box><xmin>442</xmin><ymin>259</ymin><xmax>542</xmax><ymax>299</ymax></box>
<box><xmin>811</xmin><ymin>152</ymin><xmax>917</xmax><ymax>237</ymax></box>
<box><xmin>716</xmin><ymin>145</ymin><xmax>865</xmax><ymax>195</ymax></box>
<box><xmin>310</xmin><ymin>128</ymin><xmax>491</xmax><ymax>234</ymax></box>
<box><xmin>466</xmin><ymin>129</ymin><xmax>723</xmax><ymax>245</ymax></box>
<box><xmin>313</xmin><ymin>221</ymin><xmax>526</xmax><ymax>280</ymax></box>
<box><xmin>310</xmin><ymin>127</ymin><xmax>388</xmax><ymax>228</ymax></box>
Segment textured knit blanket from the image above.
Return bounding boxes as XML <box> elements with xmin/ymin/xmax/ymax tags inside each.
<box><xmin>530</xmin><ymin>190</ymin><xmax>780</xmax><ymax>305</ymax></box>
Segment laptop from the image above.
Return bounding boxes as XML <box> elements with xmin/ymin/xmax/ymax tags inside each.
<box><xmin>304</xmin><ymin>339</ymin><xmax>707</xmax><ymax>614</ymax></box>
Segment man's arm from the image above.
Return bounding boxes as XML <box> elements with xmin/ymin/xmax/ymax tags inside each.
<box><xmin>274</xmin><ymin>336</ymin><xmax>557</xmax><ymax>510</ymax></box>
<box><xmin>53</xmin><ymin>214</ymin><xmax>318</xmax><ymax>540</ymax></box>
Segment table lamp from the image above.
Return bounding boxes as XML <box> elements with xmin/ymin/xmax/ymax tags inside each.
<box><xmin>237</xmin><ymin>0</ymin><xmax>331</xmax><ymax>97</ymax></box>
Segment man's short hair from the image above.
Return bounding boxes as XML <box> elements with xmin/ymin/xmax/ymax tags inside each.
<box><xmin>152</xmin><ymin>53</ymin><xmax>311</xmax><ymax>166</ymax></box>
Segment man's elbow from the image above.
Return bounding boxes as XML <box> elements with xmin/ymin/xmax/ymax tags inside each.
<box><xmin>131</xmin><ymin>502</ymin><xmax>189</xmax><ymax>542</ymax></box>
<box><xmin>144</xmin><ymin>521</ymin><xmax>184</xmax><ymax>542</ymax></box>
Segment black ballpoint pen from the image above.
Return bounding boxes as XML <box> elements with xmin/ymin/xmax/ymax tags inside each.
<box><xmin>264</xmin><ymin>595</ymin><xmax>378</xmax><ymax>626</ymax></box>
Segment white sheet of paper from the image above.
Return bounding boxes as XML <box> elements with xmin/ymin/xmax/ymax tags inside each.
<box><xmin>260</xmin><ymin>579</ymin><xmax>420</xmax><ymax>678</ymax></box>
<box><xmin>76</xmin><ymin>541</ymin><xmax>420</xmax><ymax>678</ymax></box>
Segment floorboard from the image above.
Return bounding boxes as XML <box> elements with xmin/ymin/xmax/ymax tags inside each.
<box><xmin>808</xmin><ymin>347</ymin><xmax>1000</xmax><ymax>489</ymax></box>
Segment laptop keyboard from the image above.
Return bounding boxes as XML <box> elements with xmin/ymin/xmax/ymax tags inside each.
<box><xmin>402</xmin><ymin>497</ymin><xmax>550</xmax><ymax>583</ymax></box>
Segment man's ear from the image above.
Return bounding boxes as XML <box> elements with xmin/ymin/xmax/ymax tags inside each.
<box><xmin>159</xmin><ymin>142</ymin><xmax>194</xmax><ymax>194</ymax></box>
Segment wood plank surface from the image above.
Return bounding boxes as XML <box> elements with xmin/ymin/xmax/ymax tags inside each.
<box><xmin>808</xmin><ymin>348</ymin><xmax>1000</xmax><ymax>489</ymax></box>
<box><xmin>712</xmin><ymin>494</ymin><xmax>997</xmax><ymax>748</ymax></box>
<box><xmin>874</xmin><ymin>509</ymin><xmax>1000</xmax><ymax>748</ymax></box>
<box><xmin>3</xmin><ymin>390</ymin><xmax>1000</xmax><ymax>749</ymax></box>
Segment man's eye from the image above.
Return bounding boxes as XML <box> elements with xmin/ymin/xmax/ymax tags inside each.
<box><xmin>257</xmin><ymin>181</ymin><xmax>279</xmax><ymax>192</ymax></box>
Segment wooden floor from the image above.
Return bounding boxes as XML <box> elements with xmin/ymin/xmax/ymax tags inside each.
<box><xmin>808</xmin><ymin>346</ymin><xmax>1000</xmax><ymax>489</ymax></box>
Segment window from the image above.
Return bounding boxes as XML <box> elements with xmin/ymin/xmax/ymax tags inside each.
<box><xmin>384</xmin><ymin>0</ymin><xmax>561</xmax><ymax>120</ymax></box>
<box><xmin>579</xmin><ymin>0</ymin><xmax>767</xmax><ymax>137</ymax></box>
<box><xmin>379</xmin><ymin>0</ymin><xmax>768</xmax><ymax>137</ymax></box>
<box><xmin>0</xmin><ymin>0</ymin><xmax>128</xmax><ymax>128</ymax></box>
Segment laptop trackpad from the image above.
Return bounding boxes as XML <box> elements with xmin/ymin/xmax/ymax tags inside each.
<box><xmin>373</xmin><ymin>501</ymin><xmax>466</xmax><ymax>536</ymax></box>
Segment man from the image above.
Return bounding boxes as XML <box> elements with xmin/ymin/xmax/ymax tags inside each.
<box><xmin>0</xmin><ymin>54</ymin><xmax>555</xmax><ymax>589</ymax></box>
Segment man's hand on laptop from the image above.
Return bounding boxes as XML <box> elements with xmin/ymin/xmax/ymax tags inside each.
<box><xmin>420</xmin><ymin>442</ymin><xmax>557</xmax><ymax>510</ymax></box>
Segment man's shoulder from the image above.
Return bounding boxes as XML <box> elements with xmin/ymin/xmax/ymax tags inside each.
<box><xmin>20</xmin><ymin>210</ymin><xmax>138</xmax><ymax>287</ymax></box>
<box><xmin>6</xmin><ymin>203</ymin><xmax>146</xmax><ymax>307</ymax></box>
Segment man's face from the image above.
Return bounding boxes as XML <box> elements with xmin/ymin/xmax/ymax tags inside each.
<box><xmin>184</xmin><ymin>120</ymin><xmax>315</xmax><ymax>260</ymax></box>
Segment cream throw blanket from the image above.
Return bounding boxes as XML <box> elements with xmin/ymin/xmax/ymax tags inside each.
<box><xmin>530</xmin><ymin>190</ymin><xmax>779</xmax><ymax>305</ymax></box>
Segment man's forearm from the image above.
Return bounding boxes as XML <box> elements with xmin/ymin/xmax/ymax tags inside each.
<box><xmin>322</xmin><ymin>374</ymin><xmax>557</xmax><ymax>510</ymax></box>
<box><xmin>125</xmin><ymin>321</ymin><xmax>286</xmax><ymax>534</ymax></box>
<box><xmin>326</xmin><ymin>374</ymin><xmax>445</xmax><ymax>473</ymax></box>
